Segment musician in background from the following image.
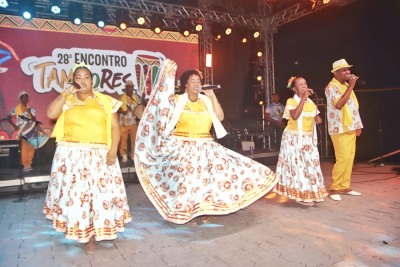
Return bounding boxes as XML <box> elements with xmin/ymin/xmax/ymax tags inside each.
<box><xmin>264</xmin><ymin>93</ymin><xmax>285</xmax><ymax>150</ymax></box>
<box><xmin>7</xmin><ymin>91</ymin><xmax>36</xmax><ymax>173</ymax></box>
<box><xmin>118</xmin><ymin>80</ymin><xmax>142</xmax><ymax>164</ymax></box>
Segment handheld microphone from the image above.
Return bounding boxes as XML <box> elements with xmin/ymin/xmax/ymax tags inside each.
<box><xmin>68</xmin><ymin>80</ymin><xmax>81</xmax><ymax>89</ymax></box>
<box><xmin>308</xmin><ymin>88</ymin><xmax>315</xmax><ymax>95</ymax></box>
<box><xmin>201</xmin><ymin>85</ymin><xmax>221</xmax><ymax>90</ymax></box>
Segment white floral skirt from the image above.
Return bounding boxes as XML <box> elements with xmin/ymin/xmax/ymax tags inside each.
<box><xmin>134</xmin><ymin>59</ymin><xmax>278</xmax><ymax>224</ymax></box>
<box><xmin>273</xmin><ymin>129</ymin><xmax>328</xmax><ymax>202</ymax></box>
<box><xmin>43</xmin><ymin>142</ymin><xmax>132</xmax><ymax>243</ymax></box>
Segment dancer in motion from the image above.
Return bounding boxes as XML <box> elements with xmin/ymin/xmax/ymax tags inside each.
<box><xmin>134</xmin><ymin>59</ymin><xmax>278</xmax><ymax>224</ymax></box>
<box><xmin>43</xmin><ymin>63</ymin><xmax>131</xmax><ymax>254</ymax></box>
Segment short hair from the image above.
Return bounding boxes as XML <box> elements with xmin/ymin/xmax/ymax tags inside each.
<box><xmin>179</xmin><ymin>69</ymin><xmax>202</xmax><ymax>89</ymax></box>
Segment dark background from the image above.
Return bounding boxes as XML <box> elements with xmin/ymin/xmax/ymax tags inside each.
<box><xmin>213</xmin><ymin>0</ymin><xmax>400</xmax><ymax>162</ymax></box>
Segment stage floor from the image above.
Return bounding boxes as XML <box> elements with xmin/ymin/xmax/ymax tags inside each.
<box><xmin>0</xmin><ymin>159</ymin><xmax>399</xmax><ymax>266</ymax></box>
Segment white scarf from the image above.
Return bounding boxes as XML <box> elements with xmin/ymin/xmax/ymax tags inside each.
<box><xmin>164</xmin><ymin>93</ymin><xmax>227</xmax><ymax>139</ymax></box>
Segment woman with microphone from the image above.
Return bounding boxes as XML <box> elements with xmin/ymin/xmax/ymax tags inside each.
<box><xmin>134</xmin><ymin>59</ymin><xmax>278</xmax><ymax>225</ymax></box>
<box><xmin>273</xmin><ymin>76</ymin><xmax>327</xmax><ymax>205</ymax></box>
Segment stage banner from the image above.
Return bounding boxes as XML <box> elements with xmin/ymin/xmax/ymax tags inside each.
<box><xmin>0</xmin><ymin>15</ymin><xmax>199</xmax><ymax>139</ymax></box>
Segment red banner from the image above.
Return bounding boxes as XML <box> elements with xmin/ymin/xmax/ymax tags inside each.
<box><xmin>0</xmin><ymin>15</ymin><xmax>199</xmax><ymax>140</ymax></box>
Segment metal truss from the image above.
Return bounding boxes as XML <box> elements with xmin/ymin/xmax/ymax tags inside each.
<box><xmin>1</xmin><ymin>0</ymin><xmax>261</xmax><ymax>30</ymax></box>
<box><xmin>271</xmin><ymin>0</ymin><xmax>358</xmax><ymax>28</ymax></box>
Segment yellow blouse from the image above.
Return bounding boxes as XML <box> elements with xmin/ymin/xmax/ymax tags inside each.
<box><xmin>284</xmin><ymin>98</ymin><xmax>318</xmax><ymax>132</ymax></box>
<box><xmin>174</xmin><ymin>95</ymin><xmax>212</xmax><ymax>138</ymax></box>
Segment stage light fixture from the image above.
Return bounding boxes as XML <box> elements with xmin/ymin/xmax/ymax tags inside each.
<box><xmin>178</xmin><ymin>19</ymin><xmax>192</xmax><ymax>37</ymax></box>
<box><xmin>195</xmin><ymin>23</ymin><xmax>203</xmax><ymax>32</ymax></box>
<box><xmin>212</xmin><ymin>24</ymin><xmax>224</xmax><ymax>41</ymax></box>
<box><xmin>116</xmin><ymin>9</ymin><xmax>129</xmax><ymax>30</ymax></box>
<box><xmin>253</xmin><ymin>30</ymin><xmax>260</xmax><ymax>38</ymax></box>
<box><xmin>68</xmin><ymin>2</ymin><xmax>83</xmax><ymax>25</ymax></box>
<box><xmin>18</xmin><ymin>0</ymin><xmax>36</xmax><ymax>20</ymax></box>
<box><xmin>0</xmin><ymin>0</ymin><xmax>9</xmax><ymax>8</ymax></box>
<box><xmin>322</xmin><ymin>0</ymin><xmax>331</xmax><ymax>4</ymax></box>
<box><xmin>225</xmin><ymin>27</ymin><xmax>232</xmax><ymax>35</ymax></box>
<box><xmin>137</xmin><ymin>16</ymin><xmax>146</xmax><ymax>25</ymax></box>
<box><xmin>93</xmin><ymin>5</ymin><xmax>107</xmax><ymax>28</ymax></box>
<box><xmin>151</xmin><ymin>16</ymin><xmax>164</xmax><ymax>34</ymax></box>
<box><xmin>50</xmin><ymin>0</ymin><xmax>61</xmax><ymax>14</ymax></box>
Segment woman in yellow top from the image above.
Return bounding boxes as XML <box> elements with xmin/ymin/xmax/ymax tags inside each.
<box><xmin>273</xmin><ymin>76</ymin><xmax>327</xmax><ymax>204</ymax></box>
<box><xmin>134</xmin><ymin>59</ymin><xmax>278</xmax><ymax>225</ymax></box>
<box><xmin>43</xmin><ymin>64</ymin><xmax>131</xmax><ymax>254</ymax></box>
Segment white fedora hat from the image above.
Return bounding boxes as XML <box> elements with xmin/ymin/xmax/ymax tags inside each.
<box><xmin>331</xmin><ymin>58</ymin><xmax>353</xmax><ymax>73</ymax></box>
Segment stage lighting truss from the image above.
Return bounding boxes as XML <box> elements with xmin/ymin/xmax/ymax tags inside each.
<box><xmin>50</xmin><ymin>0</ymin><xmax>61</xmax><ymax>14</ymax></box>
<box><xmin>93</xmin><ymin>5</ymin><xmax>107</xmax><ymax>28</ymax></box>
<box><xmin>18</xmin><ymin>0</ymin><xmax>36</xmax><ymax>20</ymax></box>
<box><xmin>0</xmin><ymin>0</ymin><xmax>9</xmax><ymax>8</ymax></box>
<box><xmin>68</xmin><ymin>2</ymin><xmax>83</xmax><ymax>25</ymax></box>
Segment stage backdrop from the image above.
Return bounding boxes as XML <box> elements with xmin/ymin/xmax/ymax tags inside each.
<box><xmin>0</xmin><ymin>15</ymin><xmax>199</xmax><ymax>140</ymax></box>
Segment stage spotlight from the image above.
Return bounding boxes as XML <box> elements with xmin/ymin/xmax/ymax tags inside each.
<box><xmin>256</xmin><ymin>42</ymin><xmax>265</xmax><ymax>57</ymax></box>
<box><xmin>238</xmin><ymin>28</ymin><xmax>250</xmax><ymax>44</ymax></box>
<box><xmin>178</xmin><ymin>19</ymin><xmax>192</xmax><ymax>37</ymax></box>
<box><xmin>322</xmin><ymin>0</ymin><xmax>331</xmax><ymax>4</ymax></box>
<box><xmin>151</xmin><ymin>16</ymin><xmax>164</xmax><ymax>34</ymax></box>
<box><xmin>212</xmin><ymin>24</ymin><xmax>224</xmax><ymax>41</ymax></box>
<box><xmin>137</xmin><ymin>16</ymin><xmax>146</xmax><ymax>25</ymax></box>
<box><xmin>68</xmin><ymin>2</ymin><xmax>83</xmax><ymax>25</ymax></box>
<box><xmin>0</xmin><ymin>0</ymin><xmax>9</xmax><ymax>8</ymax></box>
<box><xmin>195</xmin><ymin>23</ymin><xmax>203</xmax><ymax>32</ymax></box>
<box><xmin>50</xmin><ymin>0</ymin><xmax>61</xmax><ymax>14</ymax></box>
<box><xmin>253</xmin><ymin>30</ymin><xmax>260</xmax><ymax>38</ymax></box>
<box><xmin>19</xmin><ymin>0</ymin><xmax>36</xmax><ymax>20</ymax></box>
<box><xmin>116</xmin><ymin>9</ymin><xmax>129</xmax><ymax>30</ymax></box>
<box><xmin>93</xmin><ymin>5</ymin><xmax>107</xmax><ymax>28</ymax></box>
<box><xmin>225</xmin><ymin>27</ymin><xmax>232</xmax><ymax>35</ymax></box>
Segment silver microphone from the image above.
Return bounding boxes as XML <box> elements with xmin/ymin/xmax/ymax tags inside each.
<box><xmin>308</xmin><ymin>88</ymin><xmax>315</xmax><ymax>95</ymax></box>
<box><xmin>201</xmin><ymin>85</ymin><xmax>221</xmax><ymax>90</ymax></box>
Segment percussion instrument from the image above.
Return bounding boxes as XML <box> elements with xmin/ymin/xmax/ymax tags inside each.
<box><xmin>133</xmin><ymin>104</ymin><xmax>145</xmax><ymax>119</ymax></box>
<box><xmin>19</xmin><ymin>121</ymin><xmax>49</xmax><ymax>149</ymax></box>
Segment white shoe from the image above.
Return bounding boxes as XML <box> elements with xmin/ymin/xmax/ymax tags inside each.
<box><xmin>347</xmin><ymin>190</ymin><xmax>362</xmax><ymax>196</ymax></box>
<box><xmin>23</xmin><ymin>166</ymin><xmax>33</xmax><ymax>173</ymax></box>
<box><xmin>330</xmin><ymin>194</ymin><xmax>342</xmax><ymax>201</ymax></box>
<box><xmin>121</xmin><ymin>155</ymin><xmax>128</xmax><ymax>163</ymax></box>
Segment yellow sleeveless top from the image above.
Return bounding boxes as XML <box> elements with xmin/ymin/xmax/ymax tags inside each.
<box><xmin>63</xmin><ymin>97</ymin><xmax>108</xmax><ymax>144</ymax></box>
<box><xmin>174</xmin><ymin>96</ymin><xmax>212</xmax><ymax>138</ymax></box>
<box><xmin>285</xmin><ymin>98</ymin><xmax>317</xmax><ymax>132</ymax></box>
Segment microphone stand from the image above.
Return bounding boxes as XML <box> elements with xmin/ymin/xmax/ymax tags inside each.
<box><xmin>376</xmin><ymin>120</ymin><xmax>384</xmax><ymax>167</ymax></box>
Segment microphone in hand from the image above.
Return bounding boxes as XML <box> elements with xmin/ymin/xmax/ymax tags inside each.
<box><xmin>201</xmin><ymin>85</ymin><xmax>221</xmax><ymax>90</ymax></box>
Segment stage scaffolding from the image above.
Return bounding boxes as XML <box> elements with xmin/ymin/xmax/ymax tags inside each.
<box><xmin>1</xmin><ymin>0</ymin><xmax>357</xmax><ymax>104</ymax></box>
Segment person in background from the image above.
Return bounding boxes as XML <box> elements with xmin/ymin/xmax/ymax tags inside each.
<box><xmin>134</xmin><ymin>59</ymin><xmax>278</xmax><ymax>225</ymax></box>
<box><xmin>273</xmin><ymin>76</ymin><xmax>327</xmax><ymax>205</ymax></box>
<box><xmin>43</xmin><ymin>63</ymin><xmax>131</xmax><ymax>255</ymax></box>
<box><xmin>264</xmin><ymin>93</ymin><xmax>285</xmax><ymax>150</ymax></box>
<box><xmin>118</xmin><ymin>80</ymin><xmax>142</xmax><ymax>164</ymax></box>
<box><xmin>7</xmin><ymin>91</ymin><xmax>36</xmax><ymax>173</ymax></box>
<box><xmin>325</xmin><ymin>59</ymin><xmax>363</xmax><ymax>201</ymax></box>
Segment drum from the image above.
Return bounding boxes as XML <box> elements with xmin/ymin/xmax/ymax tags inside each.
<box><xmin>18</xmin><ymin>121</ymin><xmax>49</xmax><ymax>149</ymax></box>
<box><xmin>133</xmin><ymin>104</ymin><xmax>145</xmax><ymax>119</ymax></box>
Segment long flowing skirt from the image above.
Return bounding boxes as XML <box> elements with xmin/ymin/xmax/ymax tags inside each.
<box><xmin>273</xmin><ymin>129</ymin><xmax>328</xmax><ymax>202</ymax></box>
<box><xmin>43</xmin><ymin>143</ymin><xmax>132</xmax><ymax>243</ymax></box>
<box><xmin>134</xmin><ymin>59</ymin><xmax>278</xmax><ymax>224</ymax></box>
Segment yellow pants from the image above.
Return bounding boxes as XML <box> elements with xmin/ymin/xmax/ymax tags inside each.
<box><xmin>21</xmin><ymin>138</ymin><xmax>35</xmax><ymax>167</ymax></box>
<box><xmin>330</xmin><ymin>131</ymin><xmax>356</xmax><ymax>193</ymax></box>
<box><xmin>118</xmin><ymin>124</ymin><xmax>138</xmax><ymax>157</ymax></box>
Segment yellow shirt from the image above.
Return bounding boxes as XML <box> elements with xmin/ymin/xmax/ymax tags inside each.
<box><xmin>63</xmin><ymin>97</ymin><xmax>108</xmax><ymax>144</ymax></box>
<box><xmin>284</xmin><ymin>98</ymin><xmax>318</xmax><ymax>132</ymax></box>
<box><xmin>174</xmin><ymin>95</ymin><xmax>212</xmax><ymax>138</ymax></box>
